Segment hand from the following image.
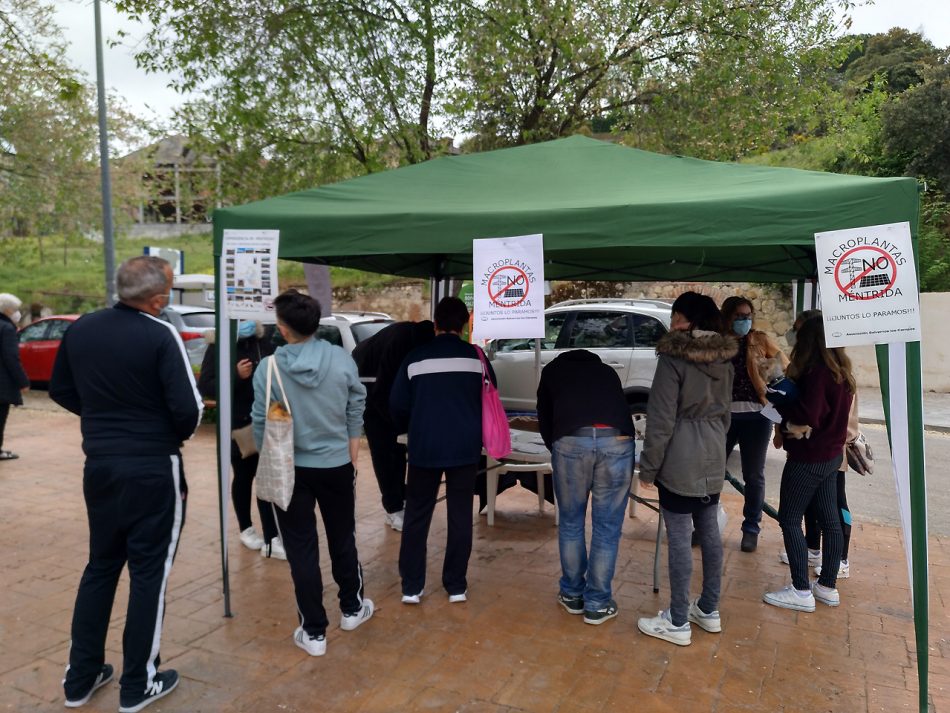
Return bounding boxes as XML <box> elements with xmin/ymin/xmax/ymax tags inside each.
<box><xmin>639</xmin><ymin>480</ymin><xmax>654</xmax><ymax>489</ymax></box>
<box><xmin>236</xmin><ymin>359</ymin><xmax>253</xmax><ymax>379</ymax></box>
<box><xmin>20</xmin><ymin>385</ymin><xmax>30</xmax><ymax>394</ymax></box>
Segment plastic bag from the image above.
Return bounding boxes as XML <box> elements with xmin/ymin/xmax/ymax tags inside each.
<box><xmin>256</xmin><ymin>357</ymin><xmax>296</xmax><ymax>510</ymax></box>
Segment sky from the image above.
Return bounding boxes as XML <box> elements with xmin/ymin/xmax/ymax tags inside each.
<box><xmin>52</xmin><ymin>0</ymin><xmax>950</xmax><ymax>127</ymax></box>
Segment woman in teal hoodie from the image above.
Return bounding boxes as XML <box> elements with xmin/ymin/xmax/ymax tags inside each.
<box><xmin>251</xmin><ymin>290</ymin><xmax>370</xmax><ymax>658</ymax></box>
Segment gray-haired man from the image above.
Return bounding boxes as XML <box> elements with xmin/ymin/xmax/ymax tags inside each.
<box><xmin>51</xmin><ymin>256</ymin><xmax>203</xmax><ymax>712</ymax></box>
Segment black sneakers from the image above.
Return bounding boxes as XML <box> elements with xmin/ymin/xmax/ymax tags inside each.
<box><xmin>64</xmin><ymin>663</ymin><xmax>114</xmax><ymax>708</ymax></box>
<box><xmin>740</xmin><ymin>532</ymin><xmax>758</xmax><ymax>552</ymax></box>
<box><xmin>557</xmin><ymin>592</ymin><xmax>584</xmax><ymax>615</ymax></box>
<box><xmin>118</xmin><ymin>670</ymin><xmax>180</xmax><ymax>713</ymax></box>
<box><xmin>583</xmin><ymin>599</ymin><xmax>619</xmax><ymax>625</ymax></box>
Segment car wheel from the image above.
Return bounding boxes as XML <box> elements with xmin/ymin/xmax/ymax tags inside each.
<box><xmin>629</xmin><ymin>402</ymin><xmax>648</xmax><ymax>440</ymax></box>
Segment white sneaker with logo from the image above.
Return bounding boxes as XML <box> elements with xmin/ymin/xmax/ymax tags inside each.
<box><xmin>293</xmin><ymin>627</ymin><xmax>327</xmax><ymax>656</ymax></box>
<box><xmin>239</xmin><ymin>527</ymin><xmax>265</xmax><ymax>551</ymax></box>
<box><xmin>340</xmin><ymin>599</ymin><xmax>375</xmax><ymax>631</ymax></box>
<box><xmin>763</xmin><ymin>584</ymin><xmax>815</xmax><ymax>612</ymax></box>
<box><xmin>815</xmin><ymin>559</ymin><xmax>850</xmax><ymax>579</ymax></box>
<box><xmin>261</xmin><ymin>537</ymin><xmax>287</xmax><ymax>560</ymax></box>
<box><xmin>384</xmin><ymin>510</ymin><xmax>405</xmax><ymax>532</ymax></box>
<box><xmin>812</xmin><ymin>582</ymin><xmax>841</xmax><ymax>607</ymax></box>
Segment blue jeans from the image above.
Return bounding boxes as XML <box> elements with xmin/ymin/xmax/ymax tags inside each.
<box><xmin>725</xmin><ymin>412</ymin><xmax>772</xmax><ymax>535</ymax></box>
<box><xmin>552</xmin><ymin>432</ymin><xmax>634</xmax><ymax>610</ymax></box>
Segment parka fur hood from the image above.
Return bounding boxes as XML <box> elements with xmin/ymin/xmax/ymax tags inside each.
<box><xmin>655</xmin><ymin>329</ymin><xmax>739</xmax><ymax>365</ymax></box>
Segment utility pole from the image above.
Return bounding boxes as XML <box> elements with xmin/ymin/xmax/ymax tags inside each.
<box><xmin>94</xmin><ymin>0</ymin><xmax>117</xmax><ymax>306</ymax></box>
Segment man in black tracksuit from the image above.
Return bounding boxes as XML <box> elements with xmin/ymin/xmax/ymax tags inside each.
<box><xmin>50</xmin><ymin>256</ymin><xmax>202</xmax><ymax>712</ymax></box>
<box><xmin>352</xmin><ymin>319</ymin><xmax>434</xmax><ymax>531</ymax></box>
<box><xmin>390</xmin><ymin>297</ymin><xmax>494</xmax><ymax>603</ymax></box>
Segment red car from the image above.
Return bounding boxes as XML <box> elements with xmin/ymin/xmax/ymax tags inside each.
<box><xmin>17</xmin><ymin>315</ymin><xmax>79</xmax><ymax>383</ymax></box>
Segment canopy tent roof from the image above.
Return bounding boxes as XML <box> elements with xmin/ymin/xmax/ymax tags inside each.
<box><xmin>213</xmin><ymin>135</ymin><xmax>920</xmax><ymax>282</ymax></box>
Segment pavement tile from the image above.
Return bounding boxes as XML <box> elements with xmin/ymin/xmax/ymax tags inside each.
<box><xmin>3</xmin><ymin>404</ymin><xmax>948</xmax><ymax>712</ymax></box>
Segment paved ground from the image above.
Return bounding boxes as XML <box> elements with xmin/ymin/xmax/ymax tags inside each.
<box><xmin>2</xmin><ymin>403</ymin><xmax>949</xmax><ymax>712</ymax></box>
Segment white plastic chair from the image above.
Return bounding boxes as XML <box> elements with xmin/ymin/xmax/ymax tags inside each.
<box><xmin>485</xmin><ymin>459</ymin><xmax>554</xmax><ymax>526</ymax></box>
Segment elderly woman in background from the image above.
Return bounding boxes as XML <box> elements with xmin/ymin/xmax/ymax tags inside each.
<box><xmin>0</xmin><ymin>293</ymin><xmax>30</xmax><ymax>460</ymax></box>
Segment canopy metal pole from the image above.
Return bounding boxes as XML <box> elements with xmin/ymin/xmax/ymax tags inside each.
<box><xmin>93</xmin><ymin>0</ymin><xmax>116</xmax><ymax>305</ymax></box>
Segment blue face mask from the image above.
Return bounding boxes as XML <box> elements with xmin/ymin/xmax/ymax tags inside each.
<box><xmin>732</xmin><ymin>318</ymin><xmax>752</xmax><ymax>336</ymax></box>
<box><xmin>237</xmin><ymin>320</ymin><xmax>257</xmax><ymax>339</ymax></box>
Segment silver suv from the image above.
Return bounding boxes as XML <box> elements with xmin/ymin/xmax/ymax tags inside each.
<box><xmin>487</xmin><ymin>298</ymin><xmax>672</xmax><ymax>438</ymax></box>
<box><xmin>316</xmin><ymin>311</ymin><xmax>395</xmax><ymax>352</ymax></box>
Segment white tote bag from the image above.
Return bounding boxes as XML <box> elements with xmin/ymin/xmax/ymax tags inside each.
<box><xmin>256</xmin><ymin>357</ymin><xmax>296</xmax><ymax>510</ymax></box>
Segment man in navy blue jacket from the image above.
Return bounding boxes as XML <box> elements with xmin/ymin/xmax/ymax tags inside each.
<box><xmin>390</xmin><ymin>297</ymin><xmax>494</xmax><ymax>604</ymax></box>
<box><xmin>51</xmin><ymin>256</ymin><xmax>202</xmax><ymax>713</ymax></box>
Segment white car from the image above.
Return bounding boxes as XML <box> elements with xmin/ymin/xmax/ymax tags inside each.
<box><xmin>316</xmin><ymin>311</ymin><xmax>395</xmax><ymax>352</ymax></box>
<box><xmin>159</xmin><ymin>304</ymin><xmax>217</xmax><ymax>370</ymax></box>
<box><xmin>486</xmin><ymin>298</ymin><xmax>672</xmax><ymax>438</ymax></box>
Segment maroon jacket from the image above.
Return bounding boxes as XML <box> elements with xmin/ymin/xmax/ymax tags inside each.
<box><xmin>777</xmin><ymin>362</ymin><xmax>853</xmax><ymax>463</ymax></box>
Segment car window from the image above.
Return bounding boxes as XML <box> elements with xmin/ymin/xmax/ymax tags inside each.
<box><xmin>351</xmin><ymin>321</ymin><xmax>393</xmax><ymax>344</ymax></box>
<box><xmin>632</xmin><ymin>314</ymin><xmax>667</xmax><ymax>349</ymax></box>
<box><xmin>46</xmin><ymin>320</ymin><xmax>72</xmax><ymax>340</ymax></box>
<box><xmin>494</xmin><ymin>312</ymin><xmax>568</xmax><ymax>352</ymax></box>
<box><xmin>567</xmin><ymin>312</ymin><xmax>633</xmax><ymax>349</ymax></box>
<box><xmin>19</xmin><ymin>322</ymin><xmax>49</xmax><ymax>342</ymax></box>
<box><xmin>317</xmin><ymin>324</ymin><xmax>343</xmax><ymax>347</ymax></box>
<box><xmin>181</xmin><ymin>313</ymin><xmax>216</xmax><ymax>329</ymax></box>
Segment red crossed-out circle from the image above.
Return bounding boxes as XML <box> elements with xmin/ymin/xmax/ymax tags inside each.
<box><xmin>487</xmin><ymin>265</ymin><xmax>530</xmax><ymax>308</ymax></box>
<box><xmin>833</xmin><ymin>245</ymin><xmax>897</xmax><ymax>300</ymax></box>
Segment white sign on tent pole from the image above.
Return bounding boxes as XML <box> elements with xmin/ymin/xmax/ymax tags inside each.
<box><xmin>222</xmin><ymin>229</ymin><xmax>280</xmax><ymax>322</ymax></box>
<box><xmin>472</xmin><ymin>234</ymin><xmax>545</xmax><ymax>340</ymax></box>
<box><xmin>814</xmin><ymin>221</ymin><xmax>921</xmax><ymax>347</ymax></box>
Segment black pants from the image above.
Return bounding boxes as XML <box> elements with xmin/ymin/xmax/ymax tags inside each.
<box><xmin>363</xmin><ymin>410</ymin><xmax>407</xmax><ymax>513</ymax></box>
<box><xmin>778</xmin><ymin>456</ymin><xmax>843</xmax><ymax>590</ymax></box>
<box><xmin>725</xmin><ymin>412</ymin><xmax>773</xmax><ymax>535</ymax></box>
<box><xmin>273</xmin><ymin>462</ymin><xmax>364</xmax><ymax>637</ymax></box>
<box><xmin>0</xmin><ymin>401</ymin><xmax>10</xmax><ymax>450</ymax></box>
<box><xmin>399</xmin><ymin>462</ymin><xmax>477</xmax><ymax>597</ymax></box>
<box><xmin>805</xmin><ymin>470</ymin><xmax>852</xmax><ymax>560</ymax></box>
<box><xmin>64</xmin><ymin>454</ymin><xmax>187</xmax><ymax>701</ymax></box>
<box><xmin>230</xmin><ymin>439</ymin><xmax>277</xmax><ymax>541</ymax></box>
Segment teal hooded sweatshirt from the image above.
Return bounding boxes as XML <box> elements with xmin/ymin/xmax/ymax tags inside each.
<box><xmin>251</xmin><ymin>337</ymin><xmax>366</xmax><ymax>469</ymax></box>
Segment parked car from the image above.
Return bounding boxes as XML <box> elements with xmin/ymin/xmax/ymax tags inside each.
<box><xmin>17</xmin><ymin>315</ymin><xmax>80</xmax><ymax>383</ymax></box>
<box><xmin>486</xmin><ymin>298</ymin><xmax>672</xmax><ymax>439</ymax></box>
<box><xmin>159</xmin><ymin>304</ymin><xmax>217</xmax><ymax>371</ymax></box>
<box><xmin>315</xmin><ymin>311</ymin><xmax>395</xmax><ymax>352</ymax></box>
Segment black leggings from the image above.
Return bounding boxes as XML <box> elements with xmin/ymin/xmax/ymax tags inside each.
<box><xmin>0</xmin><ymin>402</ymin><xmax>9</xmax><ymax>450</ymax></box>
<box><xmin>804</xmin><ymin>470</ymin><xmax>851</xmax><ymax>561</ymax></box>
<box><xmin>230</xmin><ymin>439</ymin><xmax>278</xmax><ymax>541</ymax></box>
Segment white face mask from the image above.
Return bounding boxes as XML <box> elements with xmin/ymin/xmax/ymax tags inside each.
<box><xmin>11</xmin><ymin>310</ymin><xmax>21</xmax><ymax>324</ymax></box>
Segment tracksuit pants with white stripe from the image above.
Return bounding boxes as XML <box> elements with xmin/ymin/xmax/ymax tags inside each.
<box><xmin>64</xmin><ymin>454</ymin><xmax>186</xmax><ymax>701</ymax></box>
<box><xmin>273</xmin><ymin>462</ymin><xmax>364</xmax><ymax>637</ymax></box>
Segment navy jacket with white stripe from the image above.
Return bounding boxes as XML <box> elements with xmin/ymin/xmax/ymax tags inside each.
<box><xmin>50</xmin><ymin>303</ymin><xmax>203</xmax><ymax>456</ymax></box>
<box><xmin>390</xmin><ymin>333</ymin><xmax>495</xmax><ymax>469</ymax></box>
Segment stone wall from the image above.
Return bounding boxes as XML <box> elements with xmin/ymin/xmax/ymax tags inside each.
<box><xmin>332</xmin><ymin>282</ymin><xmax>428</xmax><ymax>321</ymax></box>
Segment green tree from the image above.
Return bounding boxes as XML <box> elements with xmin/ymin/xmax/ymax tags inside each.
<box><xmin>844</xmin><ymin>28</ymin><xmax>942</xmax><ymax>94</ymax></box>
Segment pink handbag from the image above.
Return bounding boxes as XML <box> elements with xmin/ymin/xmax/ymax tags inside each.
<box><xmin>476</xmin><ymin>347</ymin><xmax>511</xmax><ymax>459</ymax></box>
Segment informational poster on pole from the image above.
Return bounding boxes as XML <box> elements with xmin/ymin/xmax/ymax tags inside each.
<box><xmin>473</xmin><ymin>234</ymin><xmax>545</xmax><ymax>340</ymax></box>
<box><xmin>222</xmin><ymin>229</ymin><xmax>280</xmax><ymax>322</ymax></box>
<box><xmin>814</xmin><ymin>221</ymin><xmax>921</xmax><ymax>347</ymax></box>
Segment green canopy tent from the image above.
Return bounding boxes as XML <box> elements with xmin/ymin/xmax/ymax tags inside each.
<box><xmin>212</xmin><ymin>135</ymin><xmax>928</xmax><ymax>710</ymax></box>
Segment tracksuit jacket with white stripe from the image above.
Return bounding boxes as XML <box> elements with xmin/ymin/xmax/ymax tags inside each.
<box><xmin>50</xmin><ymin>302</ymin><xmax>203</xmax><ymax>454</ymax></box>
<box><xmin>390</xmin><ymin>333</ymin><xmax>495</xmax><ymax>469</ymax></box>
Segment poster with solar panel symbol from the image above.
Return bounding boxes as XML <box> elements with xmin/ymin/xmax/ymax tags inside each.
<box><xmin>472</xmin><ymin>234</ymin><xmax>545</xmax><ymax>340</ymax></box>
<box><xmin>815</xmin><ymin>222</ymin><xmax>921</xmax><ymax>347</ymax></box>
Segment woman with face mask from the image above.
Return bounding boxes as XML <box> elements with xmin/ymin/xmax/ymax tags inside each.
<box><xmin>720</xmin><ymin>296</ymin><xmax>788</xmax><ymax>553</ymax></box>
<box><xmin>198</xmin><ymin>319</ymin><xmax>285</xmax><ymax>558</ymax></box>
<box><xmin>0</xmin><ymin>293</ymin><xmax>29</xmax><ymax>460</ymax></box>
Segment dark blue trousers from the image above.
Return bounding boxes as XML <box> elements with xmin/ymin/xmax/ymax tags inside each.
<box><xmin>64</xmin><ymin>454</ymin><xmax>186</xmax><ymax>702</ymax></box>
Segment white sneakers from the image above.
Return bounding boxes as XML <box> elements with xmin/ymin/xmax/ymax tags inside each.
<box><xmin>261</xmin><ymin>537</ymin><xmax>287</xmax><ymax>560</ymax></box>
<box><xmin>448</xmin><ymin>591</ymin><xmax>467</xmax><ymax>603</ymax></box>
<box><xmin>763</xmin><ymin>585</ymin><xmax>816</xmax><ymax>612</ymax></box>
<box><xmin>401</xmin><ymin>592</ymin><xmax>423</xmax><ymax>605</ymax></box>
<box><xmin>637</xmin><ymin>610</ymin><xmax>692</xmax><ymax>646</ymax></box>
<box><xmin>340</xmin><ymin>599</ymin><xmax>375</xmax><ymax>631</ymax></box>
<box><xmin>293</xmin><ymin>627</ymin><xmax>327</xmax><ymax>657</ymax></box>
<box><xmin>815</xmin><ymin>560</ymin><xmax>850</xmax><ymax>579</ymax></box>
<box><xmin>687</xmin><ymin>598</ymin><xmax>721</xmax><ymax>633</ymax></box>
<box><xmin>239</xmin><ymin>526</ymin><xmax>265</xmax><ymax>551</ymax></box>
<box><xmin>812</xmin><ymin>583</ymin><xmax>841</xmax><ymax>607</ymax></box>
<box><xmin>779</xmin><ymin>548</ymin><xmax>822</xmax><ymax>566</ymax></box>
<box><xmin>384</xmin><ymin>510</ymin><xmax>405</xmax><ymax>532</ymax></box>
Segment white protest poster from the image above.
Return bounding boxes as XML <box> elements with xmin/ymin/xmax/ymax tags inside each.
<box><xmin>814</xmin><ymin>221</ymin><xmax>921</xmax><ymax>347</ymax></box>
<box><xmin>472</xmin><ymin>234</ymin><xmax>545</xmax><ymax>340</ymax></box>
<box><xmin>222</xmin><ymin>229</ymin><xmax>280</xmax><ymax>322</ymax></box>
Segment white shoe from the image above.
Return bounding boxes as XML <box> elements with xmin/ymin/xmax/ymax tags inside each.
<box><xmin>293</xmin><ymin>627</ymin><xmax>326</xmax><ymax>656</ymax></box>
<box><xmin>261</xmin><ymin>537</ymin><xmax>287</xmax><ymax>560</ymax></box>
<box><xmin>812</xmin><ymin>582</ymin><xmax>841</xmax><ymax>607</ymax></box>
<box><xmin>763</xmin><ymin>585</ymin><xmax>815</xmax><ymax>612</ymax></box>
<box><xmin>687</xmin><ymin>598</ymin><xmax>721</xmax><ymax>633</ymax></box>
<box><xmin>637</xmin><ymin>609</ymin><xmax>691</xmax><ymax>646</ymax></box>
<box><xmin>384</xmin><ymin>510</ymin><xmax>405</xmax><ymax>532</ymax></box>
<box><xmin>340</xmin><ymin>598</ymin><xmax>374</xmax><ymax>631</ymax></box>
<box><xmin>401</xmin><ymin>592</ymin><xmax>422</xmax><ymax>605</ymax></box>
<box><xmin>815</xmin><ymin>560</ymin><xmax>850</xmax><ymax>579</ymax></box>
<box><xmin>779</xmin><ymin>548</ymin><xmax>821</xmax><ymax>566</ymax></box>
<box><xmin>448</xmin><ymin>591</ymin><xmax>467</xmax><ymax>603</ymax></box>
<box><xmin>239</xmin><ymin>526</ymin><xmax>265</xmax><ymax>551</ymax></box>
